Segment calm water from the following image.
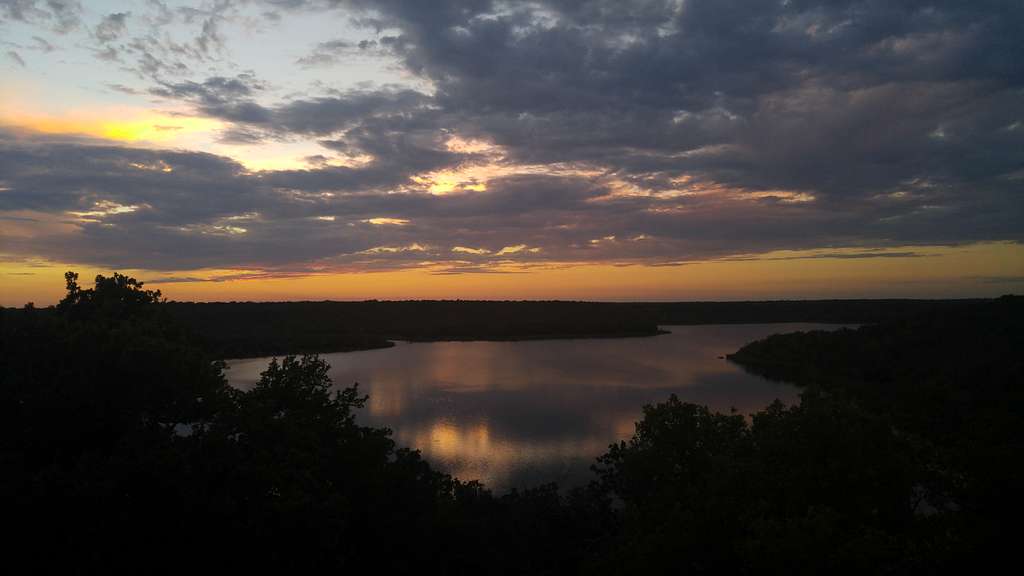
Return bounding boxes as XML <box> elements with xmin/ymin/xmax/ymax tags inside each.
<box><xmin>226</xmin><ymin>324</ymin><xmax>838</xmax><ymax>492</ymax></box>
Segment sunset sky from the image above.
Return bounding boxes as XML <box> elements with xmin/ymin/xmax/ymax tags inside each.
<box><xmin>2</xmin><ymin>0</ymin><xmax>1022</xmax><ymax>305</ymax></box>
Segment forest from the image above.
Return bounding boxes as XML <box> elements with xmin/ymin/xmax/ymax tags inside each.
<box><xmin>159</xmin><ymin>298</ymin><xmax>980</xmax><ymax>358</ymax></box>
<box><xmin>0</xmin><ymin>273</ymin><xmax>1016</xmax><ymax>573</ymax></box>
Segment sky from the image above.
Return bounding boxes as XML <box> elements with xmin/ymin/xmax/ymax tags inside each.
<box><xmin>1</xmin><ymin>0</ymin><xmax>1022</xmax><ymax>305</ymax></box>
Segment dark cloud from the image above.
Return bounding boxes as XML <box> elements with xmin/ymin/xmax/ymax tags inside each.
<box><xmin>0</xmin><ymin>0</ymin><xmax>81</xmax><ymax>33</ymax></box>
<box><xmin>217</xmin><ymin>126</ymin><xmax>267</xmax><ymax>145</ymax></box>
<box><xmin>30</xmin><ymin>35</ymin><xmax>54</xmax><ymax>51</ymax></box>
<box><xmin>296</xmin><ymin>39</ymin><xmax>351</xmax><ymax>66</ymax></box>
<box><xmin>158</xmin><ymin>82</ymin><xmax>433</xmax><ymax>138</ymax></box>
<box><xmin>0</xmin><ymin>0</ymin><xmax>38</xmax><ymax>22</ymax></box>
<box><xmin>2</xmin><ymin>126</ymin><xmax>1019</xmax><ymax>274</ymax></box>
<box><xmin>152</xmin><ymin>80</ymin><xmax>457</xmax><ymax>178</ymax></box>
<box><xmin>148</xmin><ymin>72</ymin><xmax>435</xmax><ymax>146</ymax></box>
<box><xmin>322</xmin><ymin>0</ymin><xmax>1022</xmax><ymax>250</ymax></box>
<box><xmin>93</xmin><ymin>45</ymin><xmax>118</xmax><ymax>61</ymax></box>
<box><xmin>6</xmin><ymin>49</ymin><xmax>26</xmax><ymax>66</ymax></box>
<box><xmin>297</xmin><ymin>37</ymin><xmax>383</xmax><ymax>66</ymax></box>
<box><xmin>0</xmin><ymin>34</ymin><xmax>56</xmax><ymax>53</ymax></box>
<box><xmin>1</xmin><ymin>0</ymin><xmax>1022</xmax><ymax>276</ymax></box>
<box><xmin>151</xmin><ymin>73</ymin><xmax>267</xmax><ymax>105</ymax></box>
<box><xmin>196</xmin><ymin>16</ymin><xmax>222</xmax><ymax>55</ymax></box>
<box><xmin>236</xmin><ymin>1</ymin><xmax>1024</xmax><ymax>215</ymax></box>
<box><xmin>269</xmin><ymin>89</ymin><xmax>431</xmax><ymax>135</ymax></box>
<box><xmin>94</xmin><ymin>11</ymin><xmax>129</xmax><ymax>43</ymax></box>
<box><xmin>72</xmin><ymin>1</ymin><xmax>240</xmax><ymax>78</ymax></box>
<box><xmin>106</xmin><ymin>82</ymin><xmax>142</xmax><ymax>95</ymax></box>
<box><xmin>119</xmin><ymin>35</ymin><xmax>191</xmax><ymax>76</ymax></box>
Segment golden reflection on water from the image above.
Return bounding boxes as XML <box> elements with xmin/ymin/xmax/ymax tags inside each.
<box><xmin>368</xmin><ymin>389</ymin><xmax>406</xmax><ymax>418</ymax></box>
<box><xmin>398</xmin><ymin>418</ymin><xmax>624</xmax><ymax>488</ymax></box>
<box><xmin>414</xmin><ymin>420</ymin><xmax>492</xmax><ymax>459</ymax></box>
<box><xmin>227</xmin><ymin>324</ymin><xmax>839</xmax><ymax>492</ymax></box>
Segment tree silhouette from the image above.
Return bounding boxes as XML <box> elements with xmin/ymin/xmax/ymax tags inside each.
<box><xmin>0</xmin><ymin>272</ymin><xmax>1016</xmax><ymax>573</ymax></box>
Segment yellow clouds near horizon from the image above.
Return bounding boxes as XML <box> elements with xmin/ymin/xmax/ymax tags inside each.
<box><xmin>3</xmin><ymin>242</ymin><xmax>1022</xmax><ymax>307</ymax></box>
<box><xmin>2</xmin><ymin>109</ymin><xmax>223</xmax><ymax>144</ymax></box>
<box><xmin>0</xmin><ymin>109</ymin><xmax>326</xmax><ymax>172</ymax></box>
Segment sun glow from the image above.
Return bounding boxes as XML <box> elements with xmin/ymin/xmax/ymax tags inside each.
<box><xmin>411</xmin><ymin>172</ymin><xmax>489</xmax><ymax>194</ymax></box>
<box><xmin>67</xmin><ymin>201</ymin><xmax>144</xmax><ymax>222</ymax></box>
<box><xmin>3</xmin><ymin>242</ymin><xmax>1022</xmax><ymax>308</ymax></box>
<box><xmin>362</xmin><ymin>218</ymin><xmax>410</xmax><ymax>226</ymax></box>
<box><xmin>7</xmin><ymin>110</ymin><xmax>222</xmax><ymax>143</ymax></box>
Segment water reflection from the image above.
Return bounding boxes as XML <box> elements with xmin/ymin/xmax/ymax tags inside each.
<box><xmin>226</xmin><ymin>324</ymin><xmax>839</xmax><ymax>492</ymax></box>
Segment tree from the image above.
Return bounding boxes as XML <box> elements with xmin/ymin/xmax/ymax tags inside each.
<box><xmin>57</xmin><ymin>271</ymin><xmax>163</xmax><ymax>320</ymax></box>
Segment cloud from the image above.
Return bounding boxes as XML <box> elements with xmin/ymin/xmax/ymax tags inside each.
<box><xmin>106</xmin><ymin>83</ymin><xmax>141</xmax><ymax>95</ymax></box>
<box><xmin>6</xmin><ymin>50</ymin><xmax>26</xmax><ymax>67</ymax></box>
<box><xmin>175</xmin><ymin>1</ymin><xmax>1021</xmax><ymax>229</ymax></box>
<box><xmin>717</xmin><ymin>251</ymin><xmax>930</xmax><ymax>263</ymax></box>
<box><xmin>363</xmin><ymin>217</ymin><xmax>409</xmax><ymax>226</ymax></box>
<box><xmin>495</xmin><ymin>244</ymin><xmax>542</xmax><ymax>256</ymax></box>
<box><xmin>94</xmin><ymin>11</ymin><xmax>129</xmax><ymax>43</ymax></box>
<box><xmin>974</xmin><ymin>275</ymin><xmax>1024</xmax><ymax>285</ymax></box>
<box><xmin>1</xmin><ymin>1</ymin><xmax>1022</xmax><ymax>278</ymax></box>
<box><xmin>179</xmin><ymin>4</ymin><xmax>1024</xmax><ymax>192</ymax></box>
<box><xmin>190</xmin><ymin>86</ymin><xmax>433</xmax><ymax>138</ymax></box>
<box><xmin>297</xmin><ymin>37</ymin><xmax>384</xmax><ymax>66</ymax></box>
<box><xmin>0</xmin><ymin>0</ymin><xmax>81</xmax><ymax>33</ymax></box>
<box><xmin>359</xmin><ymin>243</ymin><xmax>428</xmax><ymax>254</ymax></box>
<box><xmin>151</xmin><ymin>73</ymin><xmax>267</xmax><ymax>108</ymax></box>
<box><xmin>4</xmin><ymin>128</ymin><xmax>1017</xmax><ymax>277</ymax></box>
<box><xmin>31</xmin><ymin>35</ymin><xmax>54</xmax><ymax>51</ymax></box>
<box><xmin>296</xmin><ymin>39</ymin><xmax>351</xmax><ymax>66</ymax></box>
<box><xmin>452</xmin><ymin>246</ymin><xmax>490</xmax><ymax>255</ymax></box>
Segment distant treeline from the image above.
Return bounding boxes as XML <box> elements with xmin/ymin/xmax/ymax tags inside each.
<box><xmin>639</xmin><ymin>298</ymin><xmax>985</xmax><ymax>325</ymax></box>
<box><xmin>3</xmin><ymin>297</ymin><xmax>985</xmax><ymax>359</ymax></box>
<box><xmin>163</xmin><ymin>300</ymin><xmax>663</xmax><ymax>358</ymax></box>
<box><xmin>1</xmin><ymin>273</ymin><xmax>1018</xmax><ymax>572</ymax></box>
<box><xmin>162</xmin><ymin>298</ymin><xmax>983</xmax><ymax>358</ymax></box>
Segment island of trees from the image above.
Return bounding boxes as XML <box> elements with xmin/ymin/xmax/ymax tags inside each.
<box><xmin>1</xmin><ymin>272</ymin><xmax>1016</xmax><ymax>572</ymax></box>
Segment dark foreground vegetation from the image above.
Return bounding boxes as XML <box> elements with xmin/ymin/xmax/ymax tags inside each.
<box><xmin>161</xmin><ymin>298</ymin><xmax>981</xmax><ymax>358</ymax></box>
<box><xmin>728</xmin><ymin>296</ymin><xmax>1023</xmax><ymax>564</ymax></box>
<box><xmin>1</xmin><ymin>273</ymin><xmax>1017</xmax><ymax>573</ymax></box>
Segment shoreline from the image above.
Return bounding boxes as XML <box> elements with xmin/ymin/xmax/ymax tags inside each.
<box><xmin>221</xmin><ymin>328</ymin><xmax>671</xmax><ymax>360</ymax></box>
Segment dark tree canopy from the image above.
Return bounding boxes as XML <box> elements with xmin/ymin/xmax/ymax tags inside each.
<box><xmin>0</xmin><ymin>273</ymin><xmax>1016</xmax><ymax>573</ymax></box>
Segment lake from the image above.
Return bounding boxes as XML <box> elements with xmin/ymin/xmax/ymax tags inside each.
<box><xmin>225</xmin><ymin>323</ymin><xmax>837</xmax><ymax>493</ymax></box>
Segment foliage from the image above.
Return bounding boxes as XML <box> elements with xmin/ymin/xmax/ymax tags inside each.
<box><xmin>57</xmin><ymin>271</ymin><xmax>164</xmax><ymax>318</ymax></box>
<box><xmin>728</xmin><ymin>296</ymin><xmax>1024</xmax><ymax>568</ymax></box>
<box><xmin>1</xmin><ymin>273</ymin><xmax>1015</xmax><ymax>573</ymax></box>
<box><xmin>590</xmin><ymin>392</ymin><xmax>923</xmax><ymax>573</ymax></box>
<box><xmin>161</xmin><ymin>298</ymin><xmax>976</xmax><ymax>358</ymax></box>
